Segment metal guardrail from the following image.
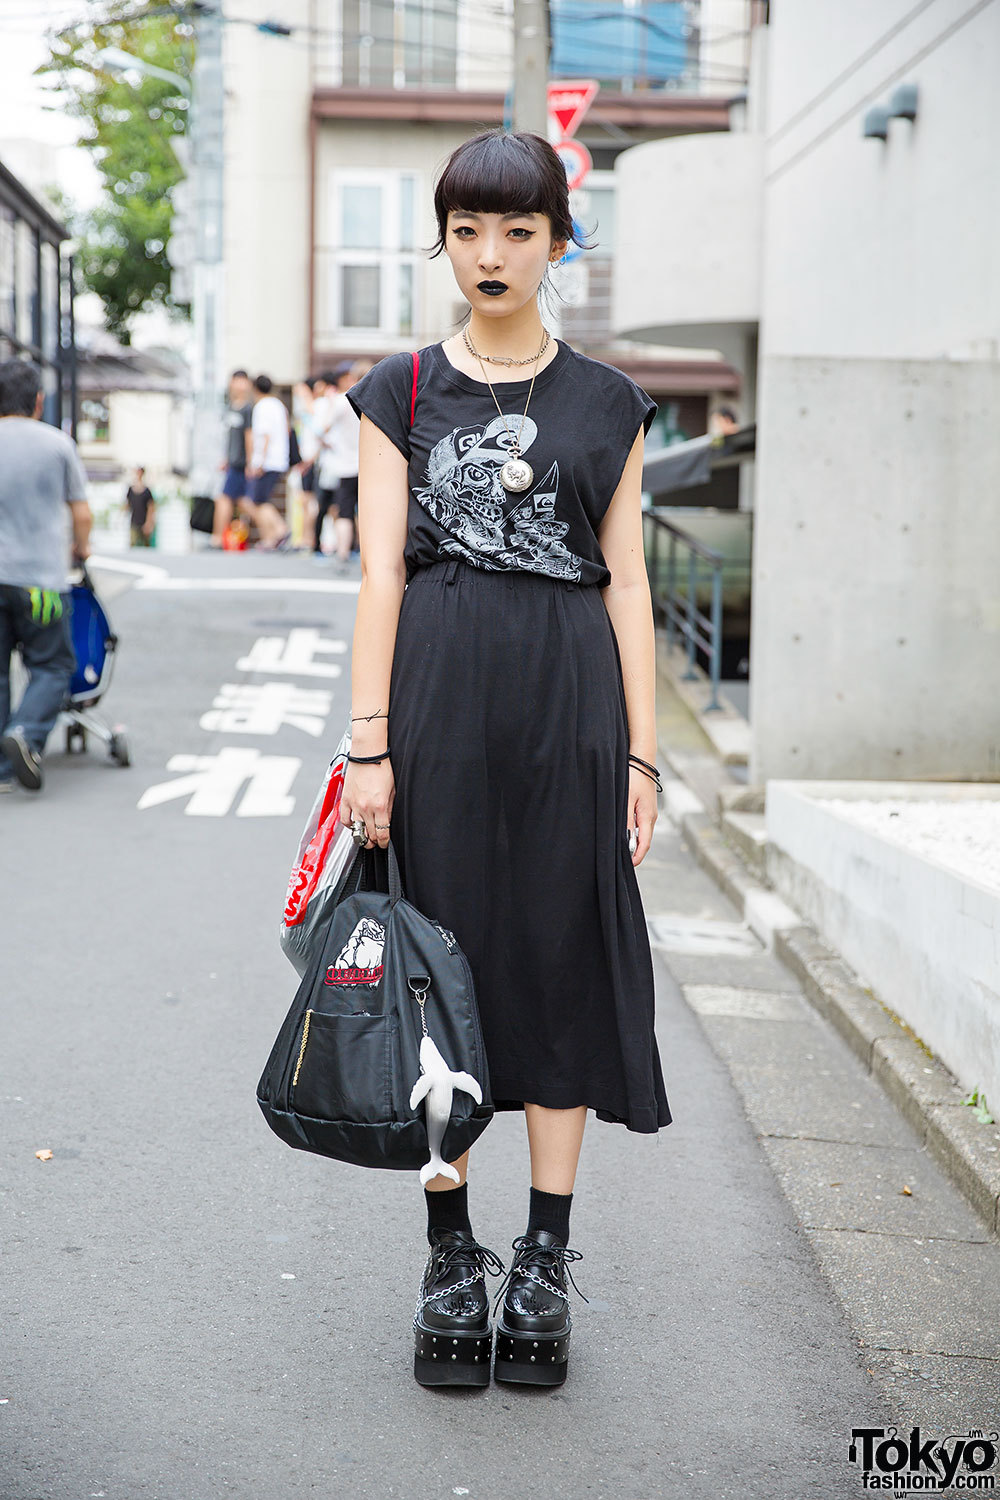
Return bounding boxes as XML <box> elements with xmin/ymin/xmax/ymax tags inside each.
<box><xmin>643</xmin><ymin>508</ymin><xmax>725</xmax><ymax>712</ymax></box>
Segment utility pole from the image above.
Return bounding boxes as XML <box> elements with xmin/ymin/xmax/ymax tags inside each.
<box><xmin>188</xmin><ymin>1</ymin><xmax>225</xmax><ymax>499</ymax></box>
<box><xmin>512</xmin><ymin>0</ymin><xmax>551</xmax><ymax>135</ymax></box>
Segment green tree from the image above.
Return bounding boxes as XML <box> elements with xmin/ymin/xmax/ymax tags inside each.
<box><xmin>38</xmin><ymin>4</ymin><xmax>194</xmax><ymax>342</ymax></box>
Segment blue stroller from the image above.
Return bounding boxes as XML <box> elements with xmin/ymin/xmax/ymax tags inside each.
<box><xmin>63</xmin><ymin>564</ymin><xmax>130</xmax><ymax>766</ymax></box>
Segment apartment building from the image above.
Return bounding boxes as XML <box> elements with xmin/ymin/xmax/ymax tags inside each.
<box><xmin>221</xmin><ymin>0</ymin><xmax>754</xmax><ymax>441</ymax></box>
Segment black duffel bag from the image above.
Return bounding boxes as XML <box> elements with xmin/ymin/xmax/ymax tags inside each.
<box><xmin>257</xmin><ymin>838</ymin><xmax>494</xmax><ymax>1171</ymax></box>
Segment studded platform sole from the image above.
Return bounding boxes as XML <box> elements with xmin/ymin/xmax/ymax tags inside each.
<box><xmin>413</xmin><ymin>1321</ymin><xmax>494</xmax><ymax>1386</ymax></box>
<box><xmin>493</xmin><ymin>1320</ymin><xmax>572</xmax><ymax>1384</ymax></box>
<box><xmin>491</xmin><ymin>1231</ymin><xmax>588</xmax><ymax>1387</ymax></box>
<box><xmin>412</xmin><ymin>1229</ymin><xmax>505</xmax><ymax>1388</ymax></box>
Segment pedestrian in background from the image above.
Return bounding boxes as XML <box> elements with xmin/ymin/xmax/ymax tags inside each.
<box><xmin>124</xmin><ymin>465</ymin><xmax>156</xmax><ymax>547</ymax></box>
<box><xmin>246</xmin><ymin>374</ymin><xmax>290</xmax><ymax>550</ymax></box>
<box><xmin>0</xmin><ymin>360</ymin><xmax>91</xmax><ymax>794</ymax></box>
<box><xmin>212</xmin><ymin>369</ymin><xmax>254</xmax><ymax>547</ymax></box>
<box><xmin>312</xmin><ymin>361</ymin><xmax>351</xmax><ymax>560</ymax></box>
<box><xmin>339</xmin><ymin>129</ymin><xmax>671</xmax><ymax>1389</ymax></box>
<box><xmin>293</xmin><ymin>371</ymin><xmax>336</xmax><ymax>552</ymax></box>
<box><xmin>314</xmin><ymin>360</ymin><xmax>371</xmax><ymax>571</ymax></box>
<box><xmin>709</xmin><ymin>405</ymin><xmax>740</xmax><ymax>437</ymax></box>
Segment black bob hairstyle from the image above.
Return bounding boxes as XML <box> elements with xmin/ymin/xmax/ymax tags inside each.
<box><xmin>430</xmin><ymin>129</ymin><xmax>592</xmax><ymax>259</ymax></box>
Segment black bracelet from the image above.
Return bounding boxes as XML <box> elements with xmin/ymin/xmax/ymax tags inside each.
<box><xmin>346</xmin><ymin>748</ymin><xmax>391</xmax><ymax>764</ymax></box>
<box><xmin>628</xmin><ymin>752</ymin><xmax>659</xmax><ymax>776</ymax></box>
<box><xmin>629</xmin><ymin>761</ymin><xmax>663</xmax><ymax>792</ymax></box>
<box><xmin>352</xmin><ymin>711</ymin><xmax>388</xmax><ymax>721</ymax></box>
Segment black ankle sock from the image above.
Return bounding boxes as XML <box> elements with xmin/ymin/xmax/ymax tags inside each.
<box><xmin>425</xmin><ymin>1179</ymin><xmax>472</xmax><ymax>1243</ymax></box>
<box><xmin>527</xmin><ymin>1186</ymin><xmax>572</xmax><ymax>1245</ymax></box>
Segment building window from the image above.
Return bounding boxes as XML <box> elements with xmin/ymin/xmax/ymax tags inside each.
<box><xmin>341</xmin><ymin>0</ymin><xmax>457</xmax><ymax>88</ymax></box>
<box><xmin>342</xmin><ymin>264</ymin><xmax>381</xmax><ymax>327</ymax></box>
<box><xmin>15</xmin><ymin>218</ymin><xmax>38</xmax><ymax>349</ymax></box>
<box><xmin>550</xmin><ymin>0</ymin><xmax>690</xmax><ymax>89</ymax></box>
<box><xmin>326</xmin><ymin>169</ymin><xmax>420</xmax><ymax>340</ymax></box>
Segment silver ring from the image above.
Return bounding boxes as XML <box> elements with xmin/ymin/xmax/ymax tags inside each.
<box><xmin>351</xmin><ymin>817</ymin><xmax>369</xmax><ymax>847</ymax></box>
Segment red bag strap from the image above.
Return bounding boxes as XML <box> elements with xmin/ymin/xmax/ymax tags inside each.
<box><xmin>410</xmin><ymin>350</ymin><xmax>419</xmax><ymax>428</ymax></box>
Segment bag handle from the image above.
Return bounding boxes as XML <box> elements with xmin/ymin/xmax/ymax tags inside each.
<box><xmin>350</xmin><ymin>837</ymin><xmax>404</xmax><ymax>906</ymax></box>
<box><xmin>410</xmin><ymin>350</ymin><xmax>419</xmax><ymax>429</ymax></box>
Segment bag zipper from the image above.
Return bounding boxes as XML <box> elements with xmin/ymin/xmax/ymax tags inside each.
<box><xmin>292</xmin><ymin>1009</ymin><xmax>313</xmax><ymax>1088</ymax></box>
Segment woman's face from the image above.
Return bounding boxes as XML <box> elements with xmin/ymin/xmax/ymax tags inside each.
<box><xmin>445</xmin><ymin>210</ymin><xmax>567</xmax><ymax>316</ymax></box>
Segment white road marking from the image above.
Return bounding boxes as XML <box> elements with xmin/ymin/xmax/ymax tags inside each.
<box><xmin>237</xmin><ymin>629</ymin><xmax>347</xmax><ymax>679</ymax></box>
<box><xmin>682</xmin><ymin>985</ymin><xmax>807</xmax><ymax>1021</ymax></box>
<box><xmin>133</xmin><ymin>576</ymin><xmax>360</xmax><ymax>593</ymax></box>
<box><xmin>646</xmin><ymin>913</ymin><xmax>763</xmax><ymax>956</ymax></box>
<box><xmin>87</xmin><ymin>554</ymin><xmax>170</xmax><ymax>584</ymax></box>
<box><xmin>137</xmin><ymin>748</ymin><xmax>300</xmax><ymax>816</ymax></box>
<box><xmin>200</xmin><ymin>683</ymin><xmax>332</xmax><ymax>737</ymax></box>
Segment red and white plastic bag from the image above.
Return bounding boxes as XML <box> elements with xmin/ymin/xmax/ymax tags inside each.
<box><xmin>280</xmin><ymin>721</ymin><xmax>357</xmax><ymax>974</ymax></box>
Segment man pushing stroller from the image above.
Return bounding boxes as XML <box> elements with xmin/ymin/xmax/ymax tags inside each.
<box><xmin>0</xmin><ymin>361</ymin><xmax>91</xmax><ymax>793</ymax></box>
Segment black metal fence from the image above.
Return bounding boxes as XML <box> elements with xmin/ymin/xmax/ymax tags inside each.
<box><xmin>643</xmin><ymin>508</ymin><xmax>728</xmax><ymax>711</ymax></box>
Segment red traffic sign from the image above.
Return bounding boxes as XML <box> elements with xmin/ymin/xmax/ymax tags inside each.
<box><xmin>547</xmin><ymin>80</ymin><xmax>598</xmax><ymax>140</ymax></box>
<box><xmin>554</xmin><ymin>138</ymin><xmax>592</xmax><ymax>191</ymax></box>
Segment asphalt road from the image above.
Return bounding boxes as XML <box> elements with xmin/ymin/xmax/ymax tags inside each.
<box><xmin>0</xmin><ymin>549</ymin><xmax>934</xmax><ymax>1500</ymax></box>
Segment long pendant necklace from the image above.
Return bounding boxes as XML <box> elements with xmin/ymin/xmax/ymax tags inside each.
<box><xmin>465</xmin><ymin>328</ymin><xmax>550</xmax><ymax>493</ymax></box>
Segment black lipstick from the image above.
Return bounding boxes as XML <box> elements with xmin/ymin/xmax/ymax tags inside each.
<box><xmin>477</xmin><ymin>280</ymin><xmax>508</xmax><ymax>296</ymax></box>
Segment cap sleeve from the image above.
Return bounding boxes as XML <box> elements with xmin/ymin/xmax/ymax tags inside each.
<box><xmin>631</xmin><ymin>380</ymin><xmax>657</xmax><ymax>440</ymax></box>
<box><xmin>346</xmin><ymin>351</ymin><xmax>413</xmax><ymax>461</ymax></box>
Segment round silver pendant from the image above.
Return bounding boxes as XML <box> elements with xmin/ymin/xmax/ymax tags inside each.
<box><xmin>499</xmin><ymin>457</ymin><xmax>534</xmax><ymax>492</ymax></box>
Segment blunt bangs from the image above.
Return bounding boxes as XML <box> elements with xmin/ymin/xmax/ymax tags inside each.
<box><xmin>431</xmin><ymin>130</ymin><xmax>585</xmax><ymax>257</ymax></box>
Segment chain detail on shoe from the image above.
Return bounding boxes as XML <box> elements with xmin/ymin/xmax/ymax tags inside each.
<box><xmin>492</xmin><ymin>1234</ymin><xmax>589</xmax><ymax>1315</ymax></box>
<box><xmin>412</xmin><ymin>1237</ymin><xmax>506</xmax><ymax>1327</ymax></box>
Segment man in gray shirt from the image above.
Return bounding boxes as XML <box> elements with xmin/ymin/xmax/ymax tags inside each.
<box><xmin>0</xmin><ymin>360</ymin><xmax>92</xmax><ymax>793</ymax></box>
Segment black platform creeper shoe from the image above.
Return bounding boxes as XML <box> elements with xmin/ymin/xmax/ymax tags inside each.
<box><xmin>413</xmin><ymin>1227</ymin><xmax>505</xmax><ymax>1387</ymax></box>
<box><xmin>492</xmin><ymin>1230</ymin><xmax>588</xmax><ymax>1386</ymax></box>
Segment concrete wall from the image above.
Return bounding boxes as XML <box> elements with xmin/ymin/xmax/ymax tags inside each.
<box><xmin>612</xmin><ymin>132</ymin><xmax>763</xmax><ymax>347</ymax></box>
<box><xmin>750</xmin><ymin>0</ymin><xmax>1000</xmax><ymax>782</ymax></box>
<box><xmin>765</xmin><ymin>780</ymin><xmax>1000</xmax><ymax>1112</ymax></box>
<box><xmin>763</xmin><ymin>1</ymin><xmax>1000</xmax><ymax>359</ymax></box>
<box><xmin>750</xmin><ymin>356</ymin><xmax>1000</xmax><ymax>781</ymax></box>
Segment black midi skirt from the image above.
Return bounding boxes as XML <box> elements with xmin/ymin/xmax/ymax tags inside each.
<box><xmin>386</xmin><ymin>557</ymin><xmax>672</xmax><ymax>1135</ymax></box>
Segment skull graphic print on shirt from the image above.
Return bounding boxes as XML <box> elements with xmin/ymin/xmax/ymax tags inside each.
<box><xmin>414</xmin><ymin>415</ymin><xmax>583</xmax><ymax>581</ymax></box>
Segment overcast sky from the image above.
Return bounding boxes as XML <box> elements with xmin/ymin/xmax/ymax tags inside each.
<box><xmin>0</xmin><ymin>0</ymin><xmax>101</xmax><ymax>207</ymax></box>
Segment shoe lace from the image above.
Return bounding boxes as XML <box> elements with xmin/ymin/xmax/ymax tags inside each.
<box><xmin>491</xmin><ymin>1234</ymin><xmax>589</xmax><ymax>1314</ymax></box>
<box><xmin>414</xmin><ymin>1237</ymin><xmax>506</xmax><ymax>1322</ymax></box>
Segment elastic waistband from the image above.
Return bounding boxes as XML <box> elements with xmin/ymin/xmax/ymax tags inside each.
<box><xmin>411</xmin><ymin>558</ymin><xmax>585</xmax><ymax>591</ymax></box>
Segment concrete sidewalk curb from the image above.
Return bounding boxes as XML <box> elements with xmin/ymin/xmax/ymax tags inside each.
<box><xmin>657</xmin><ymin>756</ymin><xmax>1000</xmax><ymax>1240</ymax></box>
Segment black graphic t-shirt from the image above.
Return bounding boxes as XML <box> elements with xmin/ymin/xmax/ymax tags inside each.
<box><xmin>346</xmin><ymin>339</ymin><xmax>656</xmax><ymax>587</ymax></box>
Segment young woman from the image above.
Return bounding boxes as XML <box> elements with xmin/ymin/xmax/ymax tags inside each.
<box><xmin>341</xmin><ymin>129</ymin><xmax>672</xmax><ymax>1390</ymax></box>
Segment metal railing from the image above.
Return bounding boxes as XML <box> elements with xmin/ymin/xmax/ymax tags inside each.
<box><xmin>643</xmin><ymin>509</ymin><xmax>725</xmax><ymax>711</ymax></box>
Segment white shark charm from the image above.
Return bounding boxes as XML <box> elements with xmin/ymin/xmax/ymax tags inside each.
<box><xmin>409</xmin><ymin>1034</ymin><xmax>483</xmax><ymax>1187</ymax></box>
